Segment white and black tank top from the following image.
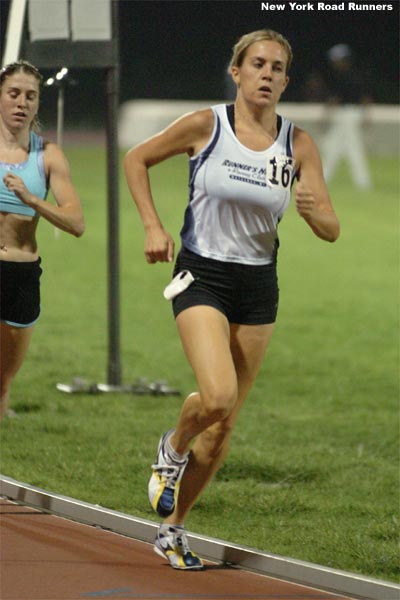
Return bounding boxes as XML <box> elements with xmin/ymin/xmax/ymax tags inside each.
<box><xmin>180</xmin><ymin>103</ymin><xmax>296</xmax><ymax>265</ymax></box>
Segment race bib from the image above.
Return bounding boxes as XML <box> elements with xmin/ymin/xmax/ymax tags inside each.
<box><xmin>266</xmin><ymin>155</ymin><xmax>296</xmax><ymax>189</ymax></box>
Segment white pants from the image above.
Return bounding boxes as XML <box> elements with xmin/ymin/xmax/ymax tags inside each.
<box><xmin>322</xmin><ymin>105</ymin><xmax>372</xmax><ymax>189</ymax></box>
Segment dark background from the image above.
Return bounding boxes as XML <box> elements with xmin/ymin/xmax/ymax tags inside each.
<box><xmin>1</xmin><ymin>0</ymin><xmax>399</xmax><ymax>127</ymax></box>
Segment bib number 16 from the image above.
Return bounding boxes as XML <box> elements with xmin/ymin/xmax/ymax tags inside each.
<box><xmin>266</xmin><ymin>156</ymin><xmax>295</xmax><ymax>189</ymax></box>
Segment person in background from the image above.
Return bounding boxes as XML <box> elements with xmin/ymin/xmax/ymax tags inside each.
<box><xmin>0</xmin><ymin>60</ymin><xmax>85</xmax><ymax>420</ymax></box>
<box><xmin>321</xmin><ymin>43</ymin><xmax>373</xmax><ymax>189</ymax></box>
<box><xmin>301</xmin><ymin>69</ymin><xmax>329</xmax><ymax>103</ymax></box>
<box><xmin>124</xmin><ymin>29</ymin><xmax>340</xmax><ymax>570</ymax></box>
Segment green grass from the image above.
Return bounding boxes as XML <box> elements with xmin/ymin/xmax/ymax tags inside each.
<box><xmin>1</xmin><ymin>149</ymin><xmax>398</xmax><ymax>583</ymax></box>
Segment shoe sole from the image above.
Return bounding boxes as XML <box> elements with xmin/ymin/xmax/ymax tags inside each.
<box><xmin>153</xmin><ymin>542</ymin><xmax>204</xmax><ymax>571</ymax></box>
<box><xmin>148</xmin><ymin>429</ymin><xmax>186</xmax><ymax>518</ymax></box>
<box><xmin>148</xmin><ymin>472</ymin><xmax>176</xmax><ymax>517</ymax></box>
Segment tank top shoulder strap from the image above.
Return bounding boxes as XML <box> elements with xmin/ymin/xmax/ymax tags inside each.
<box><xmin>29</xmin><ymin>131</ymin><xmax>40</xmax><ymax>150</ymax></box>
<box><xmin>29</xmin><ymin>131</ymin><xmax>47</xmax><ymax>183</ymax></box>
<box><xmin>276</xmin><ymin>115</ymin><xmax>294</xmax><ymax>158</ymax></box>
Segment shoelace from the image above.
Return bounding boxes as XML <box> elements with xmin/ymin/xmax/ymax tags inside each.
<box><xmin>152</xmin><ymin>462</ymin><xmax>182</xmax><ymax>488</ymax></box>
<box><xmin>175</xmin><ymin>531</ymin><xmax>191</xmax><ymax>555</ymax></box>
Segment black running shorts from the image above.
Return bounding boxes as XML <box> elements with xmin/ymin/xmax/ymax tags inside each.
<box><xmin>172</xmin><ymin>247</ymin><xmax>279</xmax><ymax>325</ymax></box>
<box><xmin>0</xmin><ymin>258</ymin><xmax>42</xmax><ymax>327</ymax></box>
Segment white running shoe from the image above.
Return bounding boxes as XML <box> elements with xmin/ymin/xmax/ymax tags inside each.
<box><xmin>154</xmin><ymin>524</ymin><xmax>204</xmax><ymax>570</ymax></box>
<box><xmin>148</xmin><ymin>429</ymin><xmax>189</xmax><ymax>517</ymax></box>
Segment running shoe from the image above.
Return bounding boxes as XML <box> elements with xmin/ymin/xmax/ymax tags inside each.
<box><xmin>148</xmin><ymin>429</ymin><xmax>189</xmax><ymax>517</ymax></box>
<box><xmin>154</xmin><ymin>524</ymin><xmax>204</xmax><ymax>570</ymax></box>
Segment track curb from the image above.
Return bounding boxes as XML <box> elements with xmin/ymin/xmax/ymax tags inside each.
<box><xmin>1</xmin><ymin>474</ymin><xmax>398</xmax><ymax>600</ymax></box>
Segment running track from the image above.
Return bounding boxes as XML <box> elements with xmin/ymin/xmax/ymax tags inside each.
<box><xmin>1</xmin><ymin>499</ymin><xmax>357</xmax><ymax>600</ymax></box>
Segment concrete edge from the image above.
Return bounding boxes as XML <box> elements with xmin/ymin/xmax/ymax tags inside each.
<box><xmin>1</xmin><ymin>474</ymin><xmax>398</xmax><ymax>600</ymax></box>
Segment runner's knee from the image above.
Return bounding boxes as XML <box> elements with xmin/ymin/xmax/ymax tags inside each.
<box><xmin>200</xmin><ymin>384</ymin><xmax>237</xmax><ymax>424</ymax></box>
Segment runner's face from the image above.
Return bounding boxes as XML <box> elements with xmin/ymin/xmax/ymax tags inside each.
<box><xmin>0</xmin><ymin>72</ymin><xmax>40</xmax><ymax>131</ymax></box>
<box><xmin>232</xmin><ymin>41</ymin><xmax>289</xmax><ymax>107</ymax></box>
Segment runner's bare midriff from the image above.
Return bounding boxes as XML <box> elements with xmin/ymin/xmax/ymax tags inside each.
<box><xmin>0</xmin><ymin>212</ymin><xmax>39</xmax><ymax>261</ymax></box>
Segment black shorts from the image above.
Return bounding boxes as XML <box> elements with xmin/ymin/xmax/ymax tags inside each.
<box><xmin>0</xmin><ymin>258</ymin><xmax>42</xmax><ymax>328</ymax></box>
<box><xmin>172</xmin><ymin>247</ymin><xmax>279</xmax><ymax>325</ymax></box>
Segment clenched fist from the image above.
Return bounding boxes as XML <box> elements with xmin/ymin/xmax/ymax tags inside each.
<box><xmin>295</xmin><ymin>180</ymin><xmax>316</xmax><ymax>218</ymax></box>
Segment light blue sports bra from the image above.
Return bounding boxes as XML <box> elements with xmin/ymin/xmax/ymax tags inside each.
<box><xmin>0</xmin><ymin>131</ymin><xmax>48</xmax><ymax>217</ymax></box>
